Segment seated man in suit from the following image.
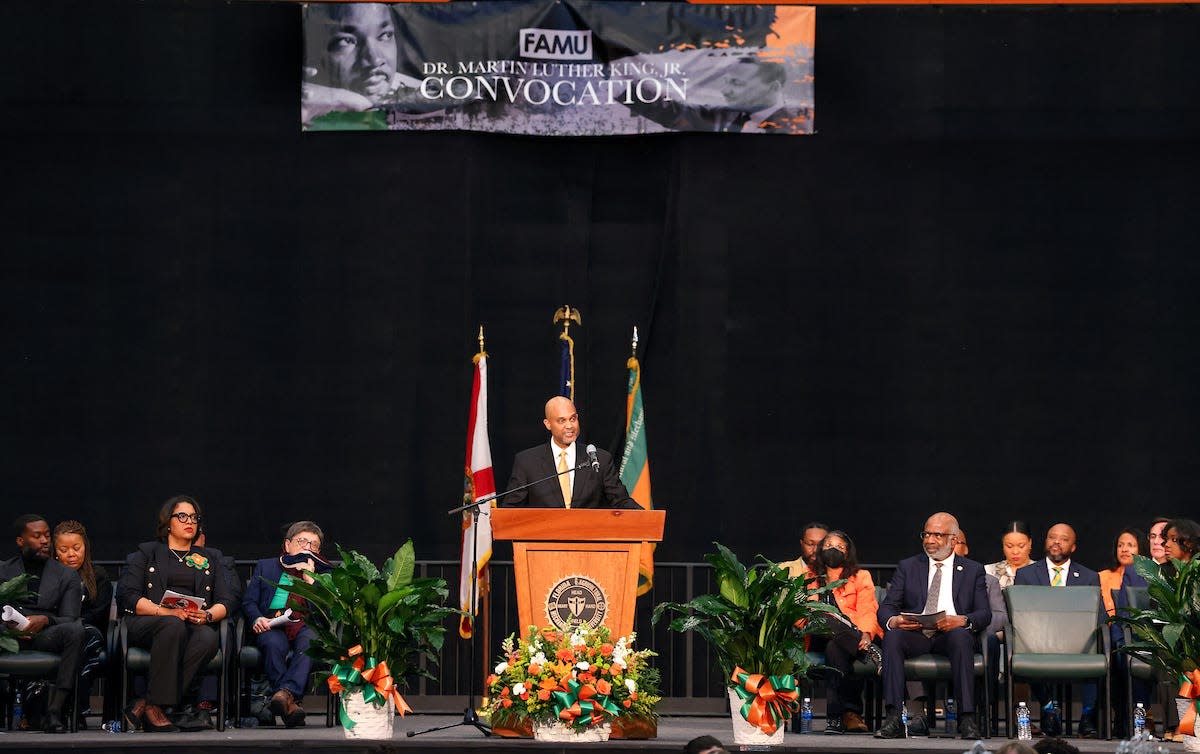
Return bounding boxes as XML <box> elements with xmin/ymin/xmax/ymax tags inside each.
<box><xmin>503</xmin><ymin>397</ymin><xmax>640</xmax><ymax>509</ymax></box>
<box><xmin>876</xmin><ymin>511</ymin><xmax>991</xmax><ymax>739</ymax></box>
<box><xmin>1</xmin><ymin>514</ymin><xmax>86</xmax><ymax>733</ymax></box>
<box><xmin>1014</xmin><ymin>522</ymin><xmax>1101</xmax><ymax>737</ymax></box>
<box><xmin>243</xmin><ymin>521</ymin><xmax>327</xmax><ymax>728</ymax></box>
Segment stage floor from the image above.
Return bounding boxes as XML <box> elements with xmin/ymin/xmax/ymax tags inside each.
<box><xmin>0</xmin><ymin>715</ymin><xmax>1161</xmax><ymax>754</ymax></box>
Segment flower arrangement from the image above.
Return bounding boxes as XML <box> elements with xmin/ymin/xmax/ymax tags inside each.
<box><xmin>482</xmin><ymin>624</ymin><xmax>661</xmax><ymax>732</ymax></box>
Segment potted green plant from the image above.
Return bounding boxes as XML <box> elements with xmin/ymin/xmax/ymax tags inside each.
<box><xmin>1</xmin><ymin>574</ymin><xmax>34</xmax><ymax>654</ymax></box>
<box><xmin>1112</xmin><ymin>554</ymin><xmax>1200</xmax><ymax>749</ymax></box>
<box><xmin>652</xmin><ymin>543</ymin><xmax>839</xmax><ymax>744</ymax></box>
<box><xmin>277</xmin><ymin>540</ymin><xmax>455</xmax><ymax>738</ymax></box>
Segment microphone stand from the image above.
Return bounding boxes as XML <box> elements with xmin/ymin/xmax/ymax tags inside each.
<box><xmin>406</xmin><ymin>459</ymin><xmax>591</xmax><ymax>739</ymax></box>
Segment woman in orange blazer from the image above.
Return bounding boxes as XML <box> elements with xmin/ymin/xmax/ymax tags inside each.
<box><xmin>809</xmin><ymin>530</ymin><xmax>883</xmax><ymax>734</ymax></box>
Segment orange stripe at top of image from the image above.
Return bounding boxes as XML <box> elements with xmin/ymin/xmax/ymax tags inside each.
<box><xmin>687</xmin><ymin>0</ymin><xmax>1186</xmax><ymax>4</ymax></box>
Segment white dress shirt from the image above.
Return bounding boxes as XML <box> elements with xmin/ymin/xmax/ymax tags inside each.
<box><xmin>1046</xmin><ymin>558</ymin><xmax>1072</xmax><ymax>586</ymax></box>
<box><xmin>927</xmin><ymin>553</ymin><xmax>959</xmax><ymax>616</ymax></box>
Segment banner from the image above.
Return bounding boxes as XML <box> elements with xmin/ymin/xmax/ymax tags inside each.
<box><xmin>302</xmin><ymin>2</ymin><xmax>815</xmax><ymax>135</ymax></box>
<box><xmin>619</xmin><ymin>353</ymin><xmax>655</xmax><ymax>595</ymax></box>
<box><xmin>459</xmin><ymin>349</ymin><xmax>495</xmax><ymax>639</ymax></box>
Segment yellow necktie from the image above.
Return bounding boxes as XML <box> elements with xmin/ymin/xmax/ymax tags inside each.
<box><xmin>1051</xmin><ymin>566</ymin><xmax>1063</xmax><ymax>586</ymax></box>
<box><xmin>558</xmin><ymin>450</ymin><xmax>572</xmax><ymax>508</ymax></box>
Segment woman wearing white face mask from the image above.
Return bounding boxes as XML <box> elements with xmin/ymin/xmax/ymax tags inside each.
<box><xmin>807</xmin><ymin>531</ymin><xmax>883</xmax><ymax>735</ymax></box>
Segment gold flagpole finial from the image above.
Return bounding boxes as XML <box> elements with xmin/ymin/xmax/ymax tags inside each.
<box><xmin>477</xmin><ymin>325</ymin><xmax>485</xmax><ymax>354</ymax></box>
<box><xmin>552</xmin><ymin>305</ymin><xmax>582</xmax><ymax>336</ymax></box>
<box><xmin>630</xmin><ymin>326</ymin><xmax>639</xmax><ymax>357</ymax></box>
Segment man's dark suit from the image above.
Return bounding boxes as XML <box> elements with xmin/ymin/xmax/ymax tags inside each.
<box><xmin>1013</xmin><ymin>558</ymin><xmax>1100</xmax><ymax>587</ymax></box>
<box><xmin>877</xmin><ymin>555</ymin><xmax>991</xmax><ymax>713</ymax></box>
<box><xmin>503</xmin><ymin>443</ymin><xmax>639</xmax><ymax>509</ymax></box>
<box><xmin>0</xmin><ymin>555</ymin><xmax>86</xmax><ymax>692</ymax></box>
<box><xmin>242</xmin><ymin>557</ymin><xmax>315</xmax><ymax>699</ymax></box>
<box><xmin>1012</xmin><ymin>557</ymin><xmax>1102</xmax><ymax>716</ymax></box>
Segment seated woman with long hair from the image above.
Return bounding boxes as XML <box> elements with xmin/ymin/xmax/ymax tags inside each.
<box><xmin>53</xmin><ymin>519</ymin><xmax>113</xmax><ymax>726</ymax></box>
<box><xmin>117</xmin><ymin>495</ymin><xmax>236</xmax><ymax>732</ymax></box>
<box><xmin>807</xmin><ymin>530</ymin><xmax>883</xmax><ymax>734</ymax></box>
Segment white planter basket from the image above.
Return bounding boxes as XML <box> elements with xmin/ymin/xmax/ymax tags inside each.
<box><xmin>727</xmin><ymin>687</ymin><xmax>786</xmax><ymax>745</ymax></box>
<box><xmin>1176</xmin><ymin>698</ymin><xmax>1200</xmax><ymax>752</ymax></box>
<box><xmin>532</xmin><ymin>720</ymin><xmax>612</xmax><ymax>742</ymax></box>
<box><xmin>341</xmin><ymin>692</ymin><xmax>394</xmax><ymax>739</ymax></box>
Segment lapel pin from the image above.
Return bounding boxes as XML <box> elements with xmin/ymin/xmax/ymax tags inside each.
<box><xmin>956</xmin><ymin>565</ymin><xmax>963</xmax><ymax>571</ymax></box>
<box><xmin>1073</xmin><ymin>572</ymin><xmax>1079</xmax><ymax>578</ymax></box>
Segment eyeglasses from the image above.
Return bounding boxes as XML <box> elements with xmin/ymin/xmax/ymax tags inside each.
<box><xmin>171</xmin><ymin>512</ymin><xmax>201</xmax><ymax>524</ymax></box>
<box><xmin>920</xmin><ymin>531</ymin><xmax>952</xmax><ymax>541</ymax></box>
<box><xmin>291</xmin><ymin>536</ymin><xmax>321</xmax><ymax>551</ymax></box>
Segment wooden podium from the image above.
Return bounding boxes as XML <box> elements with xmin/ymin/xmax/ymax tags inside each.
<box><xmin>491</xmin><ymin>508</ymin><xmax>665</xmax><ymax>638</ymax></box>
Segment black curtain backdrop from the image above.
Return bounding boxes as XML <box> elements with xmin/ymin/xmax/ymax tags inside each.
<box><xmin>2</xmin><ymin>1</ymin><xmax>1199</xmax><ymax>573</ymax></box>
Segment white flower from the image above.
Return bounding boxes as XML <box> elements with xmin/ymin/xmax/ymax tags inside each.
<box><xmin>530</xmin><ymin>652</ymin><xmax>547</xmax><ymax>667</ymax></box>
<box><xmin>512</xmin><ymin>683</ymin><xmax>526</xmax><ymax>696</ymax></box>
<box><xmin>576</xmin><ymin>661</ymin><xmax>590</xmax><ymax>671</ymax></box>
<box><xmin>625</xmin><ymin>678</ymin><xmax>637</xmax><ymax>693</ymax></box>
<box><xmin>494</xmin><ymin>662</ymin><xmax>508</xmax><ymax>674</ymax></box>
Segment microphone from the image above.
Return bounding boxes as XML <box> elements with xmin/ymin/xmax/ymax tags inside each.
<box><xmin>585</xmin><ymin>444</ymin><xmax>600</xmax><ymax>473</ymax></box>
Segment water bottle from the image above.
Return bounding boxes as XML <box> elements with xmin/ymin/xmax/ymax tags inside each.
<box><xmin>945</xmin><ymin>697</ymin><xmax>957</xmax><ymax>735</ymax></box>
<box><xmin>1016</xmin><ymin>701</ymin><xmax>1032</xmax><ymax>740</ymax></box>
<box><xmin>101</xmin><ymin>720</ymin><xmax>124</xmax><ymax>733</ymax></box>
<box><xmin>12</xmin><ymin>688</ymin><xmax>23</xmax><ymax>731</ymax></box>
<box><xmin>1133</xmin><ymin>701</ymin><xmax>1147</xmax><ymax>737</ymax></box>
<box><xmin>798</xmin><ymin>697</ymin><xmax>812</xmax><ymax>734</ymax></box>
<box><xmin>900</xmin><ymin>702</ymin><xmax>910</xmax><ymax>738</ymax></box>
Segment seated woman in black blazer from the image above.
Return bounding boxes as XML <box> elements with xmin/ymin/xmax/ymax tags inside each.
<box><xmin>118</xmin><ymin>495</ymin><xmax>236</xmax><ymax>732</ymax></box>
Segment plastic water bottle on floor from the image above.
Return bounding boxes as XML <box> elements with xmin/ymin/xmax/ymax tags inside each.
<box><xmin>101</xmin><ymin>720</ymin><xmax>124</xmax><ymax>733</ymax></box>
<box><xmin>1133</xmin><ymin>701</ymin><xmax>1147</xmax><ymax>737</ymax></box>
<box><xmin>901</xmin><ymin>703</ymin><xmax>910</xmax><ymax>738</ymax></box>
<box><xmin>1016</xmin><ymin>701</ymin><xmax>1032</xmax><ymax>740</ymax></box>
<box><xmin>945</xmin><ymin>697</ymin><xmax>957</xmax><ymax>734</ymax></box>
<box><xmin>798</xmin><ymin>697</ymin><xmax>813</xmax><ymax>734</ymax></box>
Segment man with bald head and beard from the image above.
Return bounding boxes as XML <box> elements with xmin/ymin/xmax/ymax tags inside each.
<box><xmin>1014</xmin><ymin>522</ymin><xmax>1101</xmax><ymax>736</ymax></box>
<box><xmin>503</xmin><ymin>397</ymin><xmax>639</xmax><ymax>509</ymax></box>
<box><xmin>876</xmin><ymin>512</ymin><xmax>991</xmax><ymax>739</ymax></box>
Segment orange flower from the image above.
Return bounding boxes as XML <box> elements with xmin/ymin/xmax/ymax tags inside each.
<box><xmin>539</xmin><ymin>677</ymin><xmax>559</xmax><ymax>691</ymax></box>
<box><xmin>538</xmin><ymin>689</ymin><xmax>551</xmax><ymax>701</ymax></box>
<box><xmin>600</xmin><ymin>643</ymin><xmax>614</xmax><ymax>657</ymax></box>
<box><xmin>596</xmin><ymin>679</ymin><xmax>612</xmax><ymax>695</ymax></box>
<box><xmin>485</xmin><ymin>674</ymin><xmax>498</xmax><ymax>686</ymax></box>
<box><xmin>502</xmin><ymin>698</ymin><xmax>512</xmax><ymax>708</ymax></box>
<box><xmin>327</xmin><ymin>676</ymin><xmax>343</xmax><ymax>694</ymax></box>
<box><xmin>500</xmin><ymin>687</ymin><xmax>510</xmax><ymax>697</ymax></box>
<box><xmin>587</xmin><ymin>646</ymin><xmax>597</xmax><ymax>657</ymax></box>
<box><xmin>579</xmin><ymin>671</ymin><xmax>595</xmax><ymax>683</ymax></box>
<box><xmin>541</xmin><ymin>630</ymin><xmax>559</xmax><ymax>642</ymax></box>
<box><xmin>622</xmin><ymin>699</ymin><xmax>632</xmax><ymax>708</ymax></box>
<box><xmin>631</xmin><ymin>692</ymin><xmax>639</xmax><ymax>701</ymax></box>
<box><xmin>556</xmin><ymin>648</ymin><xmax>576</xmax><ymax>663</ymax></box>
<box><xmin>520</xmin><ymin>692</ymin><xmax>529</xmax><ymax>701</ymax></box>
<box><xmin>527</xmin><ymin>664</ymin><xmax>541</xmax><ymax>676</ymax></box>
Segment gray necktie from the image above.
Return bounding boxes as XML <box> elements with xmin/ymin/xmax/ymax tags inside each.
<box><xmin>923</xmin><ymin>562</ymin><xmax>943</xmax><ymax>637</ymax></box>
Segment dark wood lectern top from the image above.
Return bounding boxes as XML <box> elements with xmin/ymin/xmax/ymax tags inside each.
<box><xmin>491</xmin><ymin>508</ymin><xmax>665</xmax><ymax>542</ymax></box>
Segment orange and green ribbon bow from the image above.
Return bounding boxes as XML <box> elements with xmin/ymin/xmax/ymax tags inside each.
<box><xmin>552</xmin><ymin>679</ymin><xmax>621</xmax><ymax>729</ymax></box>
<box><xmin>325</xmin><ymin>645</ymin><xmax>412</xmax><ymax>729</ymax></box>
<box><xmin>1179</xmin><ymin>669</ymin><xmax>1200</xmax><ymax>736</ymax></box>
<box><xmin>730</xmin><ymin>666</ymin><xmax>801</xmax><ymax>735</ymax></box>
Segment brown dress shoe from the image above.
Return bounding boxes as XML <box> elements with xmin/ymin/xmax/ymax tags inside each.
<box><xmin>843</xmin><ymin>711</ymin><xmax>869</xmax><ymax>733</ymax></box>
<box><xmin>271</xmin><ymin>688</ymin><xmax>306</xmax><ymax>728</ymax></box>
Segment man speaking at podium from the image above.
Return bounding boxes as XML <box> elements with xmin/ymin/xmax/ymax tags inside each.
<box><xmin>504</xmin><ymin>397</ymin><xmax>640</xmax><ymax>509</ymax></box>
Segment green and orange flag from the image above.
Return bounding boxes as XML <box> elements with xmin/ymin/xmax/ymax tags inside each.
<box><xmin>618</xmin><ymin>351</ymin><xmax>654</xmax><ymax>596</ymax></box>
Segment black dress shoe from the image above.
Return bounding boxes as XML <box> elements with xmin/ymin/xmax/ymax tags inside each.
<box><xmin>875</xmin><ymin>708</ymin><xmax>905</xmax><ymax>739</ymax></box>
<box><xmin>825</xmin><ymin>714</ymin><xmax>845</xmax><ymax>734</ymax></box>
<box><xmin>42</xmin><ymin>710</ymin><xmax>67</xmax><ymax>734</ymax></box>
<box><xmin>173</xmin><ymin>704</ymin><xmax>213</xmax><ymax>732</ymax></box>
<box><xmin>957</xmin><ymin>711</ymin><xmax>980</xmax><ymax>739</ymax></box>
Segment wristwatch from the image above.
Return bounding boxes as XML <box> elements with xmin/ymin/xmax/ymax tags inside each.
<box><xmin>204</xmin><ymin>610</ymin><xmax>214</xmax><ymax>624</ymax></box>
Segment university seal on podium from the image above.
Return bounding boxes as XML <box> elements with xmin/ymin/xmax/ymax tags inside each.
<box><xmin>545</xmin><ymin>575</ymin><xmax>608</xmax><ymax>630</ymax></box>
